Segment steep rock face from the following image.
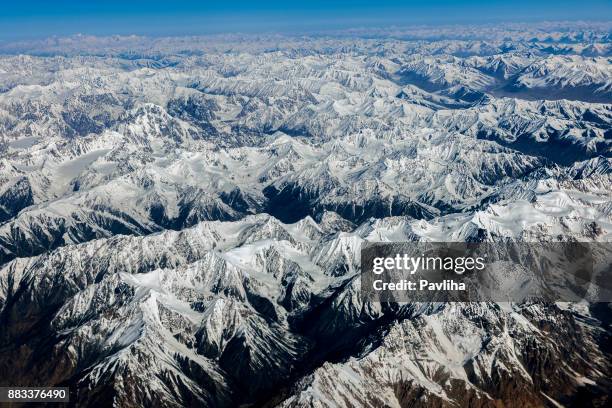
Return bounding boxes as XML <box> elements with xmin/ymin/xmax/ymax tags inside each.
<box><xmin>0</xmin><ymin>176</ymin><xmax>33</xmax><ymax>223</ymax></box>
<box><xmin>0</xmin><ymin>22</ymin><xmax>610</xmax><ymax>408</ymax></box>
<box><xmin>280</xmin><ymin>302</ymin><xmax>611</xmax><ymax>408</ymax></box>
<box><xmin>0</xmin><ymin>183</ymin><xmax>610</xmax><ymax>407</ymax></box>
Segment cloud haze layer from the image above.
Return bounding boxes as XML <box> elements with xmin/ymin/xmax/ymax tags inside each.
<box><xmin>1</xmin><ymin>0</ymin><xmax>611</xmax><ymax>40</ymax></box>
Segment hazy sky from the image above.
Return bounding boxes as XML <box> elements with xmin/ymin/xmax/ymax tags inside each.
<box><xmin>1</xmin><ymin>0</ymin><xmax>610</xmax><ymax>40</ymax></box>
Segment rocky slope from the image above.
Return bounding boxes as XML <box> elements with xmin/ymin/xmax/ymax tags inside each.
<box><xmin>0</xmin><ymin>21</ymin><xmax>610</xmax><ymax>407</ymax></box>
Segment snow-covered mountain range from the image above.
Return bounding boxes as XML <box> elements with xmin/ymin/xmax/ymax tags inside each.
<box><xmin>0</xmin><ymin>21</ymin><xmax>610</xmax><ymax>407</ymax></box>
